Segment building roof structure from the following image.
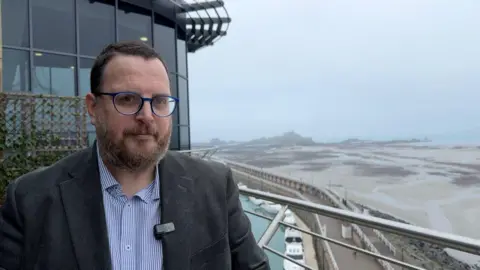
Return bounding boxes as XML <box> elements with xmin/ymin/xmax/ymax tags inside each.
<box><xmin>172</xmin><ymin>0</ymin><xmax>231</xmax><ymax>52</ymax></box>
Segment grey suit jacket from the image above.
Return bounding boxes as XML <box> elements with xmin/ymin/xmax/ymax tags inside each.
<box><xmin>0</xmin><ymin>145</ymin><xmax>270</xmax><ymax>270</ymax></box>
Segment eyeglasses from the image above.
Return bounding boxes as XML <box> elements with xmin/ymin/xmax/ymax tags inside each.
<box><xmin>95</xmin><ymin>91</ymin><xmax>178</xmax><ymax>117</ymax></box>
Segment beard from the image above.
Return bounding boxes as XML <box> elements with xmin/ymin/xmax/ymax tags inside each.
<box><xmin>96</xmin><ymin>118</ymin><xmax>171</xmax><ymax>172</ymax></box>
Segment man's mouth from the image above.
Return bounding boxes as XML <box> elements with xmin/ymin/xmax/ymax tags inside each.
<box><xmin>130</xmin><ymin>134</ymin><xmax>155</xmax><ymax>140</ymax></box>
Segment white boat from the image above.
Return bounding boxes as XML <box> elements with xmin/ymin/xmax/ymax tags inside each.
<box><xmin>248</xmin><ymin>196</ymin><xmax>265</xmax><ymax>206</ymax></box>
<box><xmin>285</xmin><ymin>228</ymin><xmax>303</xmax><ymax>244</ymax></box>
<box><xmin>261</xmin><ymin>201</ymin><xmax>282</xmax><ymax>214</ymax></box>
<box><xmin>283</xmin><ymin>243</ymin><xmax>305</xmax><ymax>270</ymax></box>
<box><xmin>283</xmin><ymin>210</ymin><xmax>296</xmax><ymax>225</ymax></box>
<box><xmin>237</xmin><ymin>183</ymin><xmax>247</xmax><ymax>189</ymax></box>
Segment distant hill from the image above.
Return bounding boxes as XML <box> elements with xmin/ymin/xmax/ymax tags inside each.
<box><xmin>337</xmin><ymin>137</ymin><xmax>431</xmax><ymax>145</ymax></box>
<box><xmin>197</xmin><ymin>131</ymin><xmax>317</xmax><ymax>147</ymax></box>
<box><xmin>245</xmin><ymin>131</ymin><xmax>316</xmax><ymax>146</ymax></box>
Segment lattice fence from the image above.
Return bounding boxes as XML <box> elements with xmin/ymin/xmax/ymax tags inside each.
<box><xmin>0</xmin><ymin>92</ymin><xmax>89</xmax><ymax>202</ymax></box>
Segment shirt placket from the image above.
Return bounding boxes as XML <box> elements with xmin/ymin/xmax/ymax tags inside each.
<box><xmin>120</xmin><ymin>195</ymin><xmax>136</xmax><ymax>270</ymax></box>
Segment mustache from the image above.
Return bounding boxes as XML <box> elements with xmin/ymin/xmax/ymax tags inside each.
<box><xmin>123</xmin><ymin>126</ymin><xmax>158</xmax><ymax>136</ymax></box>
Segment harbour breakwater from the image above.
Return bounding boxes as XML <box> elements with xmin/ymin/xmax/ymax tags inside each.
<box><xmin>357</xmin><ymin>203</ymin><xmax>480</xmax><ymax>270</ymax></box>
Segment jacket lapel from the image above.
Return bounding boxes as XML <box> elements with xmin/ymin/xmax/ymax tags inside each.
<box><xmin>159</xmin><ymin>152</ymin><xmax>195</xmax><ymax>270</ymax></box>
<box><xmin>59</xmin><ymin>144</ymin><xmax>111</xmax><ymax>270</ymax></box>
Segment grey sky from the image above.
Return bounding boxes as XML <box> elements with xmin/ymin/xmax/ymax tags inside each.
<box><xmin>188</xmin><ymin>0</ymin><xmax>480</xmax><ymax>143</ymax></box>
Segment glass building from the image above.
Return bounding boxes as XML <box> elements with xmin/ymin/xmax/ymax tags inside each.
<box><xmin>0</xmin><ymin>0</ymin><xmax>231</xmax><ymax>150</ymax></box>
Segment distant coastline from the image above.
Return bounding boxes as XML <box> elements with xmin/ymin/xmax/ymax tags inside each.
<box><xmin>194</xmin><ymin>132</ymin><xmax>442</xmax><ymax>148</ymax></box>
<box><xmin>193</xmin><ymin>130</ymin><xmax>480</xmax><ymax>148</ymax></box>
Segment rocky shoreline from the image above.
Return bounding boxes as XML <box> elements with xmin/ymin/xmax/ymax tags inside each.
<box><xmin>356</xmin><ymin>203</ymin><xmax>479</xmax><ymax>270</ymax></box>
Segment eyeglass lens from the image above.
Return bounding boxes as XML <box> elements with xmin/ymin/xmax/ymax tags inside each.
<box><xmin>113</xmin><ymin>92</ymin><xmax>175</xmax><ymax>116</ymax></box>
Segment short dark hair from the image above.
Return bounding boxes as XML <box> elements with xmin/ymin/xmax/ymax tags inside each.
<box><xmin>90</xmin><ymin>40</ymin><xmax>168</xmax><ymax>94</ymax></box>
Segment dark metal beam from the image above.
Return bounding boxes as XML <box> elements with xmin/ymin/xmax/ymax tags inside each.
<box><xmin>178</xmin><ymin>0</ymin><xmax>225</xmax><ymax>13</ymax></box>
<box><xmin>181</xmin><ymin>16</ymin><xmax>231</xmax><ymax>25</ymax></box>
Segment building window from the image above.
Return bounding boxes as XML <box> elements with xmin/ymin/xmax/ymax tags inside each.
<box><xmin>78</xmin><ymin>58</ymin><xmax>96</xmax><ymax>145</ymax></box>
<box><xmin>2</xmin><ymin>0</ymin><xmax>29</xmax><ymax>48</ymax></box>
<box><xmin>2</xmin><ymin>49</ymin><xmax>30</xmax><ymax>92</ymax></box>
<box><xmin>154</xmin><ymin>13</ymin><xmax>176</xmax><ymax>72</ymax></box>
<box><xmin>117</xmin><ymin>1</ymin><xmax>152</xmax><ymax>46</ymax></box>
<box><xmin>78</xmin><ymin>0</ymin><xmax>115</xmax><ymax>56</ymax></box>
<box><xmin>176</xmin><ymin>39</ymin><xmax>187</xmax><ymax>77</ymax></box>
<box><xmin>32</xmin><ymin>53</ymin><xmax>76</xmax><ymax>96</ymax></box>
<box><xmin>170</xmin><ymin>125</ymin><xmax>180</xmax><ymax>150</ymax></box>
<box><xmin>32</xmin><ymin>0</ymin><xmax>76</xmax><ymax>53</ymax></box>
<box><xmin>79</xmin><ymin>58</ymin><xmax>95</xmax><ymax>97</ymax></box>
<box><xmin>180</xmin><ymin>126</ymin><xmax>190</xmax><ymax>150</ymax></box>
<box><xmin>169</xmin><ymin>73</ymin><xmax>178</xmax><ymax>97</ymax></box>
<box><xmin>169</xmin><ymin>74</ymin><xmax>179</xmax><ymax>125</ymax></box>
<box><xmin>178</xmin><ymin>77</ymin><xmax>189</xmax><ymax>126</ymax></box>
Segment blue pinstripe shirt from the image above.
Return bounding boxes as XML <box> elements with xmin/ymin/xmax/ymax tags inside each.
<box><xmin>97</xmin><ymin>148</ymin><xmax>163</xmax><ymax>270</ymax></box>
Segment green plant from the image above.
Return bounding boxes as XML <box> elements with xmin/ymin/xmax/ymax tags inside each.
<box><xmin>0</xmin><ymin>92</ymin><xmax>88</xmax><ymax>204</ymax></box>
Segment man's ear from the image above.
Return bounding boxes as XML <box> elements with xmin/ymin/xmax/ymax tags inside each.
<box><xmin>85</xmin><ymin>93</ymin><xmax>97</xmax><ymax>126</ymax></box>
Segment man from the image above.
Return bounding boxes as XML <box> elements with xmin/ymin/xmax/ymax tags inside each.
<box><xmin>0</xmin><ymin>41</ymin><xmax>270</xmax><ymax>270</ymax></box>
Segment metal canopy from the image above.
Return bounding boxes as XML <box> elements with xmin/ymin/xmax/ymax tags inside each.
<box><xmin>173</xmin><ymin>0</ymin><xmax>232</xmax><ymax>52</ymax></box>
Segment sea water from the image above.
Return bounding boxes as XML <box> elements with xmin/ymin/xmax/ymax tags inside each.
<box><xmin>240</xmin><ymin>195</ymin><xmax>286</xmax><ymax>269</ymax></box>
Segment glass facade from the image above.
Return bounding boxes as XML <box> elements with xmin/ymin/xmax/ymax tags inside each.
<box><xmin>1</xmin><ymin>0</ymin><xmax>191</xmax><ymax>150</ymax></box>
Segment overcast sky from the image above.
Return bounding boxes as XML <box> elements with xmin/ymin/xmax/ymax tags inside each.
<box><xmin>188</xmin><ymin>0</ymin><xmax>480</xmax><ymax>143</ymax></box>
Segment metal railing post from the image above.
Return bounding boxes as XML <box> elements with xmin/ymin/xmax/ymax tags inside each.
<box><xmin>257</xmin><ymin>205</ymin><xmax>288</xmax><ymax>248</ymax></box>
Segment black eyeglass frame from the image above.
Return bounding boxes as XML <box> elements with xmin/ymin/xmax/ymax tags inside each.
<box><xmin>94</xmin><ymin>91</ymin><xmax>179</xmax><ymax>117</ymax></box>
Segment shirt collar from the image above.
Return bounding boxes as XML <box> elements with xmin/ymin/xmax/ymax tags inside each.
<box><xmin>96</xmin><ymin>145</ymin><xmax>160</xmax><ymax>202</ymax></box>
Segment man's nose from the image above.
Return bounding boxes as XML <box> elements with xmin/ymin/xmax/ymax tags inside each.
<box><xmin>136</xmin><ymin>101</ymin><xmax>155</xmax><ymax>122</ymax></box>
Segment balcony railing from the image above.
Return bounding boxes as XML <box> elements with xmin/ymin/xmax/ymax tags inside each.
<box><xmin>191</xmin><ymin>153</ymin><xmax>480</xmax><ymax>270</ymax></box>
<box><xmin>239</xmin><ymin>187</ymin><xmax>480</xmax><ymax>270</ymax></box>
<box><xmin>177</xmin><ymin>146</ymin><xmax>218</xmax><ymax>158</ymax></box>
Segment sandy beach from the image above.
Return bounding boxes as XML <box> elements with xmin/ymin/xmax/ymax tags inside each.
<box><xmin>220</xmin><ymin>142</ymin><xmax>480</xmax><ymax>266</ymax></box>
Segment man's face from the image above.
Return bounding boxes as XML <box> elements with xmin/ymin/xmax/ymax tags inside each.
<box><xmin>86</xmin><ymin>55</ymin><xmax>172</xmax><ymax>171</ymax></box>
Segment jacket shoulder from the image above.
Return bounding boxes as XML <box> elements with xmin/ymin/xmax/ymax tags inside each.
<box><xmin>9</xmin><ymin>148</ymin><xmax>91</xmax><ymax>197</ymax></box>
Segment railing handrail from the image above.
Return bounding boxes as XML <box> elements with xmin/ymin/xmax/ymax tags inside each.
<box><xmin>239</xmin><ymin>187</ymin><xmax>480</xmax><ymax>256</ymax></box>
<box><xmin>177</xmin><ymin>147</ymin><xmax>218</xmax><ymax>154</ymax></box>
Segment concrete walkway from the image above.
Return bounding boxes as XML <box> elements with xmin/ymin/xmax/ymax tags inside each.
<box><xmin>360</xmin><ymin>225</ymin><xmax>402</xmax><ymax>270</ymax></box>
<box><xmin>302</xmin><ymin>193</ymin><xmax>384</xmax><ymax>270</ymax></box>
<box><xmin>234</xmin><ymin>171</ymin><xmax>383</xmax><ymax>270</ymax></box>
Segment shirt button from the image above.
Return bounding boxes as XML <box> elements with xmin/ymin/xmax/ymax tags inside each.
<box><xmin>125</xmin><ymin>245</ymin><xmax>132</xmax><ymax>251</ymax></box>
<box><xmin>127</xmin><ymin>203</ymin><xmax>131</xmax><ymax>207</ymax></box>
